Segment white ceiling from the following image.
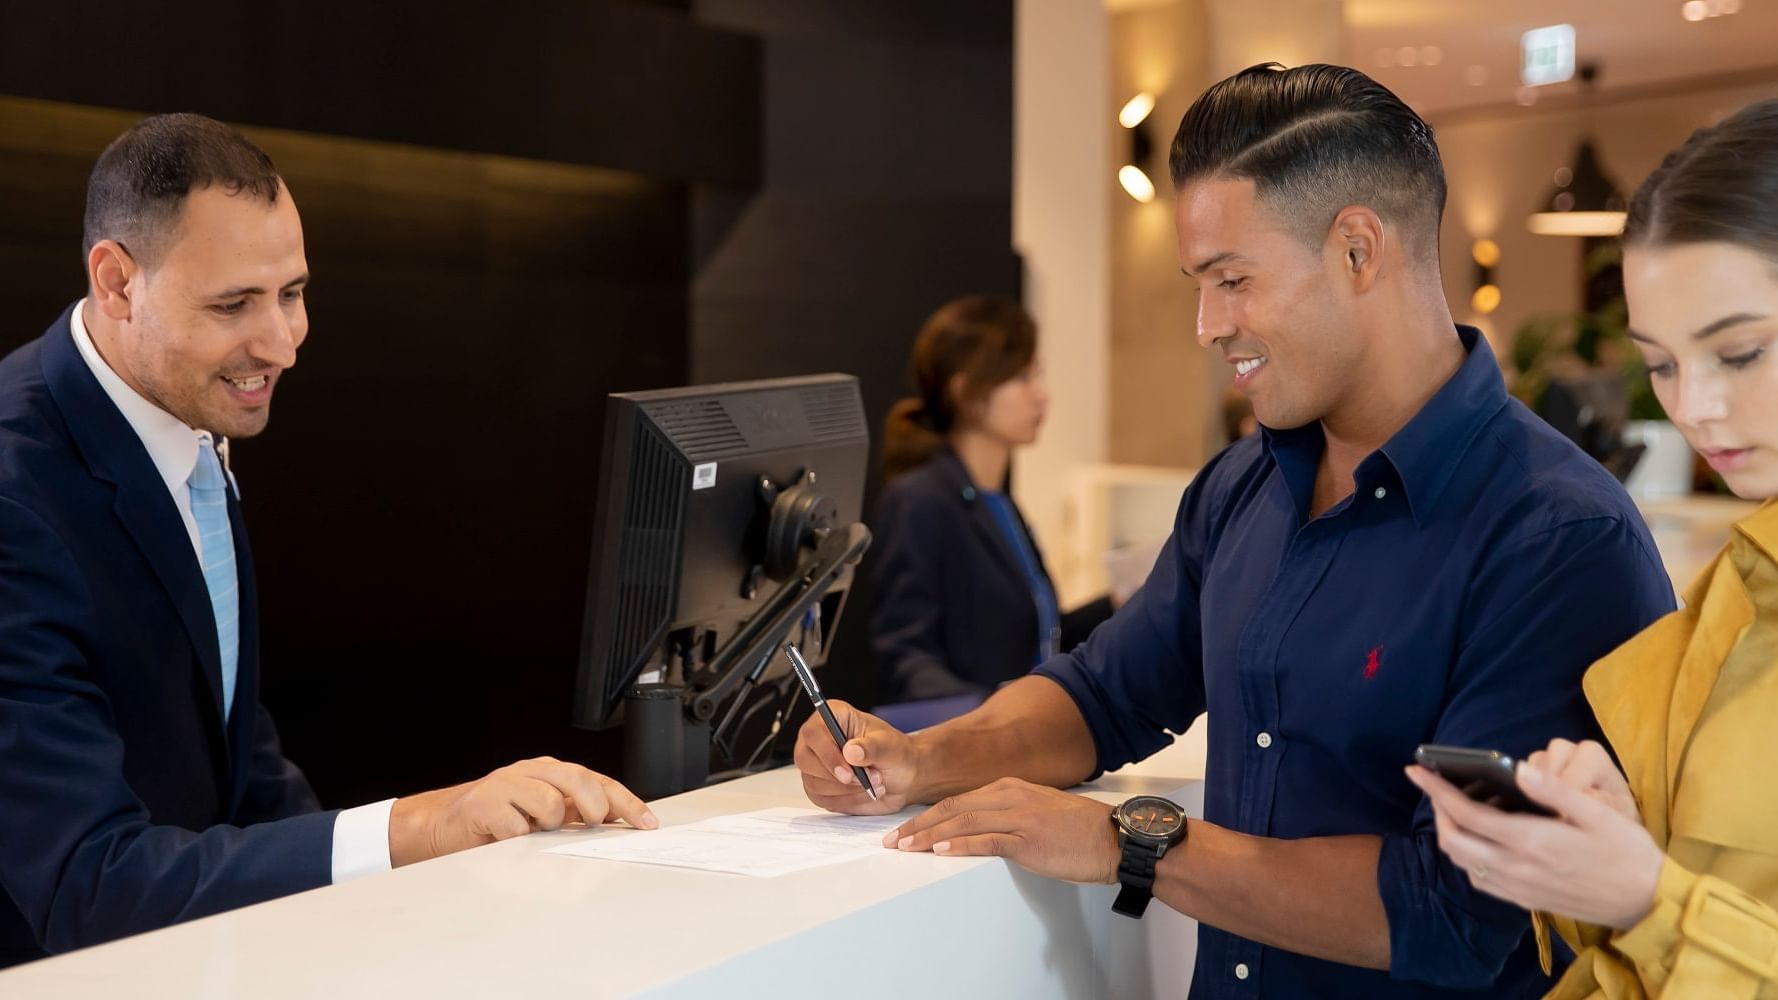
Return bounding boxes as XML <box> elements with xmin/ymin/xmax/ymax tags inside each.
<box><xmin>1347</xmin><ymin>0</ymin><xmax>1778</xmax><ymax>115</ymax></box>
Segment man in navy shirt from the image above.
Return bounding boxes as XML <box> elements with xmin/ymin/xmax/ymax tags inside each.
<box><xmin>794</xmin><ymin>64</ymin><xmax>1675</xmax><ymax>996</ymax></box>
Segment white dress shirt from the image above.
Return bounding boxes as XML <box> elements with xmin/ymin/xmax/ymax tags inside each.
<box><xmin>69</xmin><ymin>300</ymin><xmax>394</xmax><ymax>883</ymax></box>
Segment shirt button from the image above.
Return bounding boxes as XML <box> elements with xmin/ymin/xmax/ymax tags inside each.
<box><xmin>1235</xmin><ymin>963</ymin><xmax>1250</xmax><ymax>980</ymax></box>
<box><xmin>1256</xmin><ymin>732</ymin><xmax>1273</xmax><ymax>749</ymax></box>
<box><xmin>1374</xmin><ymin>486</ymin><xmax>1388</xmax><ymax>499</ymax></box>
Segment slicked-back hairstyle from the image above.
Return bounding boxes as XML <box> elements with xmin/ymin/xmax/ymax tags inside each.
<box><xmin>1168</xmin><ymin>63</ymin><xmax>1446</xmax><ymax>263</ymax></box>
<box><xmin>1624</xmin><ymin>98</ymin><xmax>1778</xmax><ymax>263</ymax></box>
<box><xmin>83</xmin><ymin>113</ymin><xmax>282</xmax><ymax>269</ymax></box>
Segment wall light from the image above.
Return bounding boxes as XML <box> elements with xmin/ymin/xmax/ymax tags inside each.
<box><xmin>1471</xmin><ymin>239</ymin><xmax>1502</xmax><ymax>315</ymax></box>
<box><xmin>1119</xmin><ymin>165</ymin><xmax>1156</xmax><ymax>204</ymax></box>
<box><xmin>1119</xmin><ymin>92</ymin><xmax>1158</xmax><ymax>204</ymax></box>
<box><xmin>1119</xmin><ymin>92</ymin><xmax>1155</xmax><ymax>129</ymax></box>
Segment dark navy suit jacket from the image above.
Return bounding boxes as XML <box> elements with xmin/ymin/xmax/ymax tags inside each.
<box><xmin>0</xmin><ymin>306</ymin><xmax>333</xmax><ymax>967</ymax></box>
<box><xmin>870</xmin><ymin>448</ymin><xmax>1110</xmax><ymax>702</ymax></box>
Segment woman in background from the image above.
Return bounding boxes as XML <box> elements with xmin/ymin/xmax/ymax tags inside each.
<box><xmin>870</xmin><ymin>295</ymin><xmax>1111</xmax><ymax>705</ymax></box>
<box><xmin>1409</xmin><ymin>100</ymin><xmax>1778</xmax><ymax>997</ymax></box>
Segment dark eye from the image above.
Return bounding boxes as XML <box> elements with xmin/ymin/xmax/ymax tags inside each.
<box><xmin>212</xmin><ymin>301</ymin><xmax>246</xmax><ymax>316</ymax></box>
<box><xmin>1644</xmin><ymin>360</ymin><xmax>1675</xmax><ymax>379</ymax></box>
<box><xmin>1723</xmin><ymin>347</ymin><xmax>1765</xmax><ymax>370</ymax></box>
<box><xmin>281</xmin><ymin>288</ymin><xmax>304</xmax><ymax>304</ymax></box>
<box><xmin>1218</xmin><ymin>277</ymin><xmax>1247</xmax><ymax>291</ymax></box>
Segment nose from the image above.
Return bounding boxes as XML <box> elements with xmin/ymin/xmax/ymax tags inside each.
<box><xmin>1671</xmin><ymin>367</ymin><xmax>1729</xmax><ymax>430</ymax></box>
<box><xmin>253</xmin><ymin>301</ymin><xmax>305</xmax><ymax>369</ymax></box>
<box><xmin>1196</xmin><ymin>290</ymin><xmax>1234</xmax><ymax>350</ymax></box>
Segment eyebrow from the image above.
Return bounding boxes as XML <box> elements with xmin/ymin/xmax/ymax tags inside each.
<box><xmin>211</xmin><ymin>273</ymin><xmax>310</xmax><ymax>300</ymax></box>
<box><xmin>1184</xmin><ymin>251</ymin><xmax>1250</xmax><ymax>277</ymax></box>
<box><xmin>1627</xmin><ymin>311</ymin><xmax>1768</xmax><ymax>344</ymax></box>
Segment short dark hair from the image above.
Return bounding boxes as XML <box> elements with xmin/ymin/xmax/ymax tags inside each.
<box><xmin>1168</xmin><ymin>63</ymin><xmax>1446</xmax><ymax>262</ymax></box>
<box><xmin>83</xmin><ymin>113</ymin><xmax>282</xmax><ymax>267</ymax></box>
<box><xmin>1625</xmin><ymin>99</ymin><xmax>1778</xmax><ymax>262</ymax></box>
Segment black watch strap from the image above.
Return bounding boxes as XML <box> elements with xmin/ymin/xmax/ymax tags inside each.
<box><xmin>1112</xmin><ymin>840</ymin><xmax>1160</xmax><ymax>918</ymax></box>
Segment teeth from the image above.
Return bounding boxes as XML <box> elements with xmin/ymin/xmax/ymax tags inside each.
<box><xmin>225</xmin><ymin>375</ymin><xmax>268</xmax><ymax>391</ymax></box>
<box><xmin>1235</xmin><ymin>356</ymin><xmax>1268</xmax><ymax>377</ymax></box>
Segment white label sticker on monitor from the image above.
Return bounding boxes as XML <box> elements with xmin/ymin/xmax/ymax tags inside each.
<box><xmin>692</xmin><ymin>462</ymin><xmax>718</xmax><ymax>491</ymax></box>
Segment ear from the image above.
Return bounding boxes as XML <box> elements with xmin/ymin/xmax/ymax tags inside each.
<box><xmin>1329</xmin><ymin>206</ymin><xmax>1386</xmax><ymax>294</ymax></box>
<box><xmin>87</xmin><ymin>240</ymin><xmax>138</xmax><ymax>322</ymax></box>
<box><xmin>946</xmin><ymin>372</ymin><xmax>972</xmax><ymax>416</ymax></box>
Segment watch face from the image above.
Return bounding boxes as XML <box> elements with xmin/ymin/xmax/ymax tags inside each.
<box><xmin>1120</xmin><ymin>796</ymin><xmax>1185</xmax><ymax>838</ymax></box>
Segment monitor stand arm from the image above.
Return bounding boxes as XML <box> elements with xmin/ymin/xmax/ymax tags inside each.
<box><xmin>620</xmin><ymin>521</ymin><xmax>871</xmax><ymax>799</ymax></box>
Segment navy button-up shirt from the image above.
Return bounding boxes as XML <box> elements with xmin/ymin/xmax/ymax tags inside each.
<box><xmin>1037</xmin><ymin>327</ymin><xmax>1675</xmax><ymax>998</ymax></box>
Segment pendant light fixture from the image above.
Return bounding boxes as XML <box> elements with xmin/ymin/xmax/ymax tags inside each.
<box><xmin>1527</xmin><ymin>63</ymin><xmax>1627</xmax><ymax>237</ymax></box>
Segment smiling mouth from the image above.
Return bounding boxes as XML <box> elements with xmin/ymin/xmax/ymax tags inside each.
<box><xmin>1233</xmin><ymin>356</ymin><xmax>1268</xmax><ymax>378</ymax></box>
<box><xmin>222</xmin><ymin>374</ymin><xmax>270</xmax><ymax>391</ymax></box>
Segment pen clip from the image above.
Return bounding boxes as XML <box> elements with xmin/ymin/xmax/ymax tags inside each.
<box><xmin>783</xmin><ymin>641</ymin><xmax>820</xmax><ymax>701</ymax></box>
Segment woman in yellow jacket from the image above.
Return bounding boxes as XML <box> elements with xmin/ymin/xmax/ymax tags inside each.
<box><xmin>1408</xmin><ymin>100</ymin><xmax>1778</xmax><ymax>998</ymax></box>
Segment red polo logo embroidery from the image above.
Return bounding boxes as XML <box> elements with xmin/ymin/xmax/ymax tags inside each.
<box><xmin>1364</xmin><ymin>646</ymin><xmax>1382</xmax><ymax>680</ymax></box>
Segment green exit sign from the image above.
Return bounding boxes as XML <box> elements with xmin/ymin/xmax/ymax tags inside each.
<box><xmin>1522</xmin><ymin>24</ymin><xmax>1576</xmax><ymax>86</ymax></box>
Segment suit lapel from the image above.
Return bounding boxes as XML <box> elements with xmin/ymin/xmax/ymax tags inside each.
<box><xmin>37</xmin><ymin>307</ymin><xmax>231</xmax><ymax>737</ymax></box>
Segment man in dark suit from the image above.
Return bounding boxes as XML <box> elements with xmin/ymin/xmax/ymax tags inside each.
<box><xmin>0</xmin><ymin>113</ymin><xmax>657</xmax><ymax>967</ymax></box>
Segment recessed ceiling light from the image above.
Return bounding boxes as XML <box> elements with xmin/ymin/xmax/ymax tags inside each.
<box><xmin>1516</xmin><ymin>86</ymin><xmax>1539</xmax><ymax>106</ymax></box>
<box><xmin>1682</xmin><ymin>0</ymin><xmax>1709</xmax><ymax>21</ymax></box>
<box><xmin>1398</xmin><ymin>46</ymin><xmax>1420</xmax><ymax>67</ymax></box>
<box><xmin>1465</xmin><ymin>65</ymin><xmax>1488</xmax><ymax>86</ymax></box>
<box><xmin>1422</xmin><ymin>46</ymin><xmax>1444</xmax><ymax>66</ymax></box>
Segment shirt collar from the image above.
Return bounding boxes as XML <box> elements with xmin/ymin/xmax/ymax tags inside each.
<box><xmin>1734</xmin><ymin>499</ymin><xmax>1778</xmax><ymax>565</ymax></box>
<box><xmin>1262</xmin><ymin>325</ymin><xmax>1508</xmax><ymax>525</ymax></box>
<box><xmin>69</xmin><ymin>298</ymin><xmax>205</xmax><ymax>494</ymax></box>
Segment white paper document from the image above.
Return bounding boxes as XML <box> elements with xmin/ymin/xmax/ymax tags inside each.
<box><xmin>544</xmin><ymin>806</ymin><xmax>913</xmax><ymax>877</ymax></box>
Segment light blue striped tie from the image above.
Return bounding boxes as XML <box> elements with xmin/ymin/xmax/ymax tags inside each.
<box><xmin>189</xmin><ymin>436</ymin><xmax>239</xmax><ymax>722</ymax></box>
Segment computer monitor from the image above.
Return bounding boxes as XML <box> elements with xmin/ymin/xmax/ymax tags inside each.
<box><xmin>574</xmin><ymin>374</ymin><xmax>872</xmax><ymax>799</ymax></box>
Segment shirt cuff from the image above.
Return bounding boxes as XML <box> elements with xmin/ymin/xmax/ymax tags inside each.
<box><xmin>331</xmin><ymin>798</ymin><xmax>397</xmax><ymax>884</ymax></box>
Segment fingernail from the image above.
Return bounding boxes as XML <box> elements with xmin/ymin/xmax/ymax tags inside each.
<box><xmin>835</xmin><ymin>766</ymin><xmax>851</xmax><ymax>783</ymax></box>
<box><xmin>1404</xmin><ymin>768</ymin><xmax>1422</xmax><ymax>784</ymax></box>
<box><xmin>897</xmin><ymin>836</ymin><xmax>914</xmax><ymax>851</ymax></box>
<box><xmin>882</xmin><ymin>829</ymin><xmax>898</xmax><ymax>847</ymax></box>
<box><xmin>1520</xmin><ymin>765</ymin><xmax>1544</xmax><ymax>786</ymax></box>
<box><xmin>933</xmin><ymin>841</ymin><xmax>950</xmax><ymax>854</ymax></box>
<box><xmin>640</xmin><ymin>812</ymin><xmax>659</xmax><ymax>830</ymax></box>
<box><xmin>872</xmin><ymin>785</ymin><xmax>887</xmax><ymax>799</ymax></box>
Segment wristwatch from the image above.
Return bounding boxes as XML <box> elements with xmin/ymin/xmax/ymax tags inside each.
<box><xmin>1110</xmin><ymin>795</ymin><xmax>1187</xmax><ymax>918</ymax></box>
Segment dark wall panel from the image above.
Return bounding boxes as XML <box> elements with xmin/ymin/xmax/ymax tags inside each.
<box><xmin>0</xmin><ymin>0</ymin><xmax>760</xmax><ymax>185</ymax></box>
<box><xmin>690</xmin><ymin>1</ymin><xmax>1018</xmax><ymax>710</ymax></box>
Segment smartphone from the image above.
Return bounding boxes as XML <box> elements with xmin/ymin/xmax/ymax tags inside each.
<box><xmin>1413</xmin><ymin>744</ymin><xmax>1555</xmax><ymax>817</ymax></box>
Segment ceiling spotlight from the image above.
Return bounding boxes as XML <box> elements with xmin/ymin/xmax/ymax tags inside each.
<box><xmin>1119</xmin><ymin>92</ymin><xmax>1156</xmax><ymax>130</ymax></box>
<box><xmin>1465</xmin><ymin>65</ymin><xmax>1488</xmax><ymax>87</ymax></box>
<box><xmin>1682</xmin><ymin>0</ymin><xmax>1709</xmax><ymax>20</ymax></box>
<box><xmin>1119</xmin><ymin>165</ymin><xmax>1156</xmax><ymax>204</ymax></box>
<box><xmin>1516</xmin><ymin>86</ymin><xmax>1539</xmax><ymax>106</ymax></box>
<box><xmin>1422</xmin><ymin>46</ymin><xmax>1444</xmax><ymax>66</ymax></box>
<box><xmin>1398</xmin><ymin>46</ymin><xmax>1420</xmax><ymax>67</ymax></box>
